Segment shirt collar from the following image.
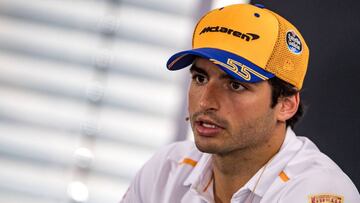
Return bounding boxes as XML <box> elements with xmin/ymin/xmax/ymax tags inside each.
<box><xmin>183</xmin><ymin>127</ymin><xmax>303</xmax><ymax>198</ymax></box>
<box><xmin>183</xmin><ymin>152</ymin><xmax>214</xmax><ymax>202</ymax></box>
<box><xmin>183</xmin><ymin>152</ymin><xmax>212</xmax><ymax>187</ymax></box>
<box><xmin>234</xmin><ymin>127</ymin><xmax>302</xmax><ymax>198</ymax></box>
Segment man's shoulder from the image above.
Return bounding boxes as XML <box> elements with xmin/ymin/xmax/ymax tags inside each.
<box><xmin>286</xmin><ymin>136</ymin><xmax>345</xmax><ymax>179</ymax></box>
<box><xmin>121</xmin><ymin>141</ymin><xmax>204</xmax><ymax>202</ymax></box>
<box><xmin>278</xmin><ymin>168</ymin><xmax>360</xmax><ymax>202</ymax></box>
<box><xmin>154</xmin><ymin>140</ymin><xmax>202</xmax><ymax>162</ymax></box>
<box><xmin>164</xmin><ymin>140</ymin><xmax>200</xmax><ymax>156</ymax></box>
<box><xmin>285</xmin><ymin>136</ymin><xmax>354</xmax><ymax>185</ymax></box>
<box><xmin>141</xmin><ymin>140</ymin><xmax>203</xmax><ymax>173</ymax></box>
<box><xmin>278</xmin><ymin>136</ymin><xmax>360</xmax><ymax>202</ymax></box>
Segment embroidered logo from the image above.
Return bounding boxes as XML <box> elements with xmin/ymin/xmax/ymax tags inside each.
<box><xmin>209</xmin><ymin>58</ymin><xmax>269</xmax><ymax>81</ymax></box>
<box><xmin>286</xmin><ymin>30</ymin><xmax>302</xmax><ymax>54</ymax></box>
<box><xmin>199</xmin><ymin>26</ymin><xmax>260</xmax><ymax>42</ymax></box>
<box><xmin>308</xmin><ymin>194</ymin><xmax>344</xmax><ymax>203</ymax></box>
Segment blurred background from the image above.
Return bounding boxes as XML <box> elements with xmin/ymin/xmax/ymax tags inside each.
<box><xmin>0</xmin><ymin>0</ymin><xmax>246</xmax><ymax>202</ymax></box>
<box><xmin>0</xmin><ymin>0</ymin><xmax>358</xmax><ymax>203</ymax></box>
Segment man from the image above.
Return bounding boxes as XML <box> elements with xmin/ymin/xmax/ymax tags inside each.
<box><xmin>121</xmin><ymin>3</ymin><xmax>360</xmax><ymax>203</ymax></box>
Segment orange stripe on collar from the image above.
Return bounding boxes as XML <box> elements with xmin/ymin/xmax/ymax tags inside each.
<box><xmin>279</xmin><ymin>171</ymin><xmax>289</xmax><ymax>182</ymax></box>
<box><xmin>180</xmin><ymin>158</ymin><xmax>198</xmax><ymax>167</ymax></box>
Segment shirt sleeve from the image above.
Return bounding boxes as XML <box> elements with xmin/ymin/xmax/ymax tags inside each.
<box><xmin>120</xmin><ymin>142</ymin><xmax>179</xmax><ymax>203</ymax></box>
<box><xmin>120</xmin><ymin>167</ymin><xmax>144</xmax><ymax>203</ymax></box>
<box><xmin>278</xmin><ymin>170</ymin><xmax>360</xmax><ymax>203</ymax></box>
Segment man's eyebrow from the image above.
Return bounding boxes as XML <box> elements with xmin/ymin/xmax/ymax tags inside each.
<box><xmin>190</xmin><ymin>64</ymin><xmax>236</xmax><ymax>81</ymax></box>
<box><xmin>219</xmin><ymin>73</ymin><xmax>234</xmax><ymax>80</ymax></box>
<box><xmin>218</xmin><ymin>71</ymin><xmax>256</xmax><ymax>86</ymax></box>
<box><xmin>189</xmin><ymin>65</ymin><xmax>208</xmax><ymax>76</ymax></box>
<box><xmin>189</xmin><ymin>64</ymin><xmax>252</xmax><ymax>85</ymax></box>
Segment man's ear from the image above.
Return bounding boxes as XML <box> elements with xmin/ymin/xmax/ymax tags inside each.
<box><xmin>276</xmin><ymin>92</ymin><xmax>300</xmax><ymax>122</ymax></box>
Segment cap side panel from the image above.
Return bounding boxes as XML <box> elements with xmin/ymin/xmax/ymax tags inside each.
<box><xmin>265</xmin><ymin>10</ymin><xmax>309</xmax><ymax>89</ymax></box>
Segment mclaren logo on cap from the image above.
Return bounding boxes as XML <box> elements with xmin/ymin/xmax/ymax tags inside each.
<box><xmin>199</xmin><ymin>26</ymin><xmax>260</xmax><ymax>42</ymax></box>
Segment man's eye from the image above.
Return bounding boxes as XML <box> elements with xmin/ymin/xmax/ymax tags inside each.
<box><xmin>192</xmin><ymin>74</ymin><xmax>208</xmax><ymax>84</ymax></box>
<box><xmin>229</xmin><ymin>81</ymin><xmax>245</xmax><ymax>91</ymax></box>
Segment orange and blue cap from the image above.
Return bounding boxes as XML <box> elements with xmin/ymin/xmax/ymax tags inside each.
<box><xmin>167</xmin><ymin>4</ymin><xmax>309</xmax><ymax>90</ymax></box>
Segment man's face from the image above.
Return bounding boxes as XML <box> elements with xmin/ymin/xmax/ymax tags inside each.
<box><xmin>188</xmin><ymin>58</ymin><xmax>279</xmax><ymax>155</ymax></box>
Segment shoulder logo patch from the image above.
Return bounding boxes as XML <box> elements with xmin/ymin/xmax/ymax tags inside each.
<box><xmin>308</xmin><ymin>194</ymin><xmax>344</xmax><ymax>203</ymax></box>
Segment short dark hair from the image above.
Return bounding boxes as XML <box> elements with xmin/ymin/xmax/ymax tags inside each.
<box><xmin>268</xmin><ymin>77</ymin><xmax>304</xmax><ymax>128</ymax></box>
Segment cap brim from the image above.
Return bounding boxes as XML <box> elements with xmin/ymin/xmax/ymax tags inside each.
<box><xmin>167</xmin><ymin>47</ymin><xmax>275</xmax><ymax>83</ymax></box>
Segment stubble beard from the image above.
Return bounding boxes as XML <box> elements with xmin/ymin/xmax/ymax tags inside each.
<box><xmin>192</xmin><ymin>110</ymin><xmax>276</xmax><ymax>156</ymax></box>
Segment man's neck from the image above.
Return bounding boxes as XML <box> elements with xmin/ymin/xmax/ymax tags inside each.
<box><xmin>212</xmin><ymin>126</ymin><xmax>287</xmax><ymax>203</ymax></box>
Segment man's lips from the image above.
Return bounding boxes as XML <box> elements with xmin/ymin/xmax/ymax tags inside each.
<box><xmin>194</xmin><ymin>117</ymin><xmax>224</xmax><ymax>137</ymax></box>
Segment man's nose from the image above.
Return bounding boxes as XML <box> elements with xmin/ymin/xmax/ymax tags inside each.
<box><xmin>199</xmin><ymin>82</ymin><xmax>220</xmax><ymax>111</ymax></box>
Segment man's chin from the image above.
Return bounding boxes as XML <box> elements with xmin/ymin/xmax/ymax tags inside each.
<box><xmin>194</xmin><ymin>141</ymin><xmax>220</xmax><ymax>154</ymax></box>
